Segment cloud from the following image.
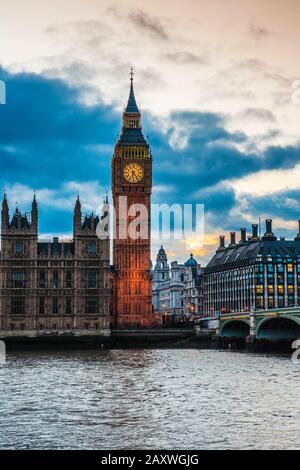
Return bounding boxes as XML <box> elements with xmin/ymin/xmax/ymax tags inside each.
<box><xmin>129</xmin><ymin>10</ymin><xmax>169</xmax><ymax>40</ymax></box>
<box><xmin>236</xmin><ymin>108</ymin><xmax>276</xmax><ymax>123</ymax></box>
<box><xmin>162</xmin><ymin>51</ymin><xmax>208</xmax><ymax>65</ymax></box>
<box><xmin>2</xmin><ymin>66</ymin><xmax>300</xmax><ymax>263</ymax></box>
<box><xmin>249</xmin><ymin>24</ymin><xmax>271</xmax><ymax>40</ymax></box>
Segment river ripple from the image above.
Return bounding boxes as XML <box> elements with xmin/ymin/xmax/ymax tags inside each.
<box><xmin>0</xmin><ymin>350</ymin><xmax>299</xmax><ymax>450</ymax></box>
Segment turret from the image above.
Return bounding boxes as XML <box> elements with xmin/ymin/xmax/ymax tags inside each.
<box><xmin>1</xmin><ymin>193</ymin><xmax>9</xmax><ymax>233</ymax></box>
<box><xmin>31</xmin><ymin>194</ymin><xmax>38</xmax><ymax>233</ymax></box>
<box><xmin>73</xmin><ymin>195</ymin><xmax>82</xmax><ymax>236</ymax></box>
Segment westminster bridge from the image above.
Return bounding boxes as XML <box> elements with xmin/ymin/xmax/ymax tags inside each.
<box><xmin>198</xmin><ymin>307</ymin><xmax>300</xmax><ymax>341</ymax></box>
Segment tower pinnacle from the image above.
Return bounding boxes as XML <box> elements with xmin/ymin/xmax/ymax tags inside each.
<box><xmin>125</xmin><ymin>68</ymin><xmax>139</xmax><ymax>114</ymax></box>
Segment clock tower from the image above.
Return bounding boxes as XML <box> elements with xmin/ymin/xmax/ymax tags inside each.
<box><xmin>112</xmin><ymin>70</ymin><xmax>154</xmax><ymax>328</ymax></box>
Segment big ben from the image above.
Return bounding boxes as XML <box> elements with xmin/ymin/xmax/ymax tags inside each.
<box><xmin>112</xmin><ymin>70</ymin><xmax>154</xmax><ymax>328</ymax></box>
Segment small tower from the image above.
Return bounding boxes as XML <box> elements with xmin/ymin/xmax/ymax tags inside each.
<box><xmin>73</xmin><ymin>195</ymin><xmax>82</xmax><ymax>237</ymax></box>
<box><xmin>1</xmin><ymin>193</ymin><xmax>9</xmax><ymax>234</ymax></box>
<box><xmin>153</xmin><ymin>246</ymin><xmax>170</xmax><ymax>287</ymax></box>
<box><xmin>31</xmin><ymin>194</ymin><xmax>38</xmax><ymax>234</ymax></box>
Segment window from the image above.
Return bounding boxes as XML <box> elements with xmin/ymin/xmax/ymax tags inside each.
<box><xmin>66</xmin><ymin>298</ymin><xmax>72</xmax><ymax>314</ymax></box>
<box><xmin>53</xmin><ymin>271</ymin><xmax>59</xmax><ymax>289</ymax></box>
<box><xmin>87</xmin><ymin>270</ymin><xmax>97</xmax><ymax>288</ymax></box>
<box><xmin>86</xmin><ymin>297</ymin><xmax>98</xmax><ymax>314</ymax></box>
<box><xmin>39</xmin><ymin>271</ymin><xmax>46</xmax><ymax>288</ymax></box>
<box><xmin>15</xmin><ymin>241</ymin><xmax>24</xmax><ymax>254</ymax></box>
<box><xmin>277</xmin><ymin>264</ymin><xmax>284</xmax><ymax>273</ymax></box>
<box><xmin>256</xmin><ymin>285</ymin><xmax>263</xmax><ymax>294</ymax></box>
<box><xmin>12</xmin><ymin>298</ymin><xmax>24</xmax><ymax>315</ymax></box>
<box><xmin>278</xmin><ymin>285</ymin><xmax>284</xmax><ymax>295</ymax></box>
<box><xmin>39</xmin><ymin>298</ymin><xmax>45</xmax><ymax>315</ymax></box>
<box><xmin>12</xmin><ymin>271</ymin><xmax>25</xmax><ymax>288</ymax></box>
<box><xmin>66</xmin><ymin>271</ymin><xmax>72</xmax><ymax>288</ymax></box>
<box><xmin>52</xmin><ymin>297</ymin><xmax>58</xmax><ymax>314</ymax></box>
<box><xmin>88</xmin><ymin>242</ymin><xmax>97</xmax><ymax>255</ymax></box>
<box><xmin>287</xmin><ymin>263</ymin><xmax>293</xmax><ymax>273</ymax></box>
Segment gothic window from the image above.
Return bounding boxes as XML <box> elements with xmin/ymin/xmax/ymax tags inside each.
<box><xmin>11</xmin><ymin>298</ymin><xmax>24</xmax><ymax>315</ymax></box>
<box><xmin>87</xmin><ymin>270</ymin><xmax>97</xmax><ymax>288</ymax></box>
<box><xmin>39</xmin><ymin>298</ymin><xmax>45</xmax><ymax>315</ymax></box>
<box><xmin>15</xmin><ymin>241</ymin><xmax>24</xmax><ymax>254</ymax></box>
<box><xmin>66</xmin><ymin>298</ymin><xmax>72</xmax><ymax>314</ymax></box>
<box><xmin>39</xmin><ymin>271</ymin><xmax>45</xmax><ymax>288</ymax></box>
<box><xmin>88</xmin><ymin>242</ymin><xmax>97</xmax><ymax>255</ymax></box>
<box><xmin>12</xmin><ymin>271</ymin><xmax>25</xmax><ymax>288</ymax></box>
<box><xmin>86</xmin><ymin>297</ymin><xmax>98</xmax><ymax>314</ymax></box>
<box><xmin>52</xmin><ymin>297</ymin><xmax>58</xmax><ymax>314</ymax></box>
<box><xmin>66</xmin><ymin>271</ymin><xmax>72</xmax><ymax>288</ymax></box>
<box><xmin>53</xmin><ymin>271</ymin><xmax>59</xmax><ymax>289</ymax></box>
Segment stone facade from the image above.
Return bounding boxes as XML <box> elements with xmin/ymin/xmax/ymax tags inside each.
<box><xmin>152</xmin><ymin>246</ymin><xmax>204</xmax><ymax>319</ymax></box>
<box><xmin>0</xmin><ymin>194</ymin><xmax>111</xmax><ymax>335</ymax></box>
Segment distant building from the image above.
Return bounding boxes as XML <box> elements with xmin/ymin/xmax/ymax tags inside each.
<box><xmin>152</xmin><ymin>246</ymin><xmax>204</xmax><ymax>319</ymax></box>
<box><xmin>0</xmin><ymin>194</ymin><xmax>111</xmax><ymax>334</ymax></box>
<box><xmin>203</xmin><ymin>220</ymin><xmax>300</xmax><ymax>316</ymax></box>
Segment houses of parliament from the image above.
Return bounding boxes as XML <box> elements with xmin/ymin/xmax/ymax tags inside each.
<box><xmin>0</xmin><ymin>72</ymin><xmax>157</xmax><ymax>335</ymax></box>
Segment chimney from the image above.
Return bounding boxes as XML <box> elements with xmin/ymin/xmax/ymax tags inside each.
<box><xmin>252</xmin><ymin>224</ymin><xmax>259</xmax><ymax>239</ymax></box>
<box><xmin>240</xmin><ymin>228</ymin><xmax>246</xmax><ymax>244</ymax></box>
<box><xmin>217</xmin><ymin>235</ymin><xmax>226</xmax><ymax>252</ymax></box>
<box><xmin>295</xmin><ymin>220</ymin><xmax>300</xmax><ymax>241</ymax></box>
<box><xmin>266</xmin><ymin>219</ymin><xmax>272</xmax><ymax>234</ymax></box>
<box><xmin>229</xmin><ymin>231</ymin><xmax>236</xmax><ymax>246</ymax></box>
<box><xmin>262</xmin><ymin>219</ymin><xmax>276</xmax><ymax>240</ymax></box>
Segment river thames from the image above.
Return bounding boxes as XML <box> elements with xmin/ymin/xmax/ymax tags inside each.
<box><xmin>0</xmin><ymin>349</ymin><xmax>299</xmax><ymax>450</ymax></box>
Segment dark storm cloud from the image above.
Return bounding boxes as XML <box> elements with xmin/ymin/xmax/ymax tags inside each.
<box><xmin>0</xmin><ymin>68</ymin><xmax>118</xmax><ymax>189</ymax></box>
<box><xmin>129</xmin><ymin>10</ymin><xmax>169</xmax><ymax>40</ymax></box>
<box><xmin>244</xmin><ymin>189</ymin><xmax>300</xmax><ymax>221</ymax></box>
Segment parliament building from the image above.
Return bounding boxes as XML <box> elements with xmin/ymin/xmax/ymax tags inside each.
<box><xmin>0</xmin><ymin>72</ymin><xmax>157</xmax><ymax>334</ymax></box>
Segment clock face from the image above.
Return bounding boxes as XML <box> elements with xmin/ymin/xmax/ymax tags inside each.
<box><xmin>123</xmin><ymin>163</ymin><xmax>144</xmax><ymax>183</ymax></box>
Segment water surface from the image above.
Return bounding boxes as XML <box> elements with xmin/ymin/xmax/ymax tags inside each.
<box><xmin>0</xmin><ymin>350</ymin><xmax>299</xmax><ymax>449</ymax></box>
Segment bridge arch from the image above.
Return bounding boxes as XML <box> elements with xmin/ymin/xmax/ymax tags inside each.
<box><xmin>257</xmin><ymin>316</ymin><xmax>300</xmax><ymax>341</ymax></box>
<box><xmin>221</xmin><ymin>319</ymin><xmax>250</xmax><ymax>338</ymax></box>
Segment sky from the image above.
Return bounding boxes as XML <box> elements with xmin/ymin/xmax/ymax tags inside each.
<box><xmin>0</xmin><ymin>0</ymin><xmax>300</xmax><ymax>264</ymax></box>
